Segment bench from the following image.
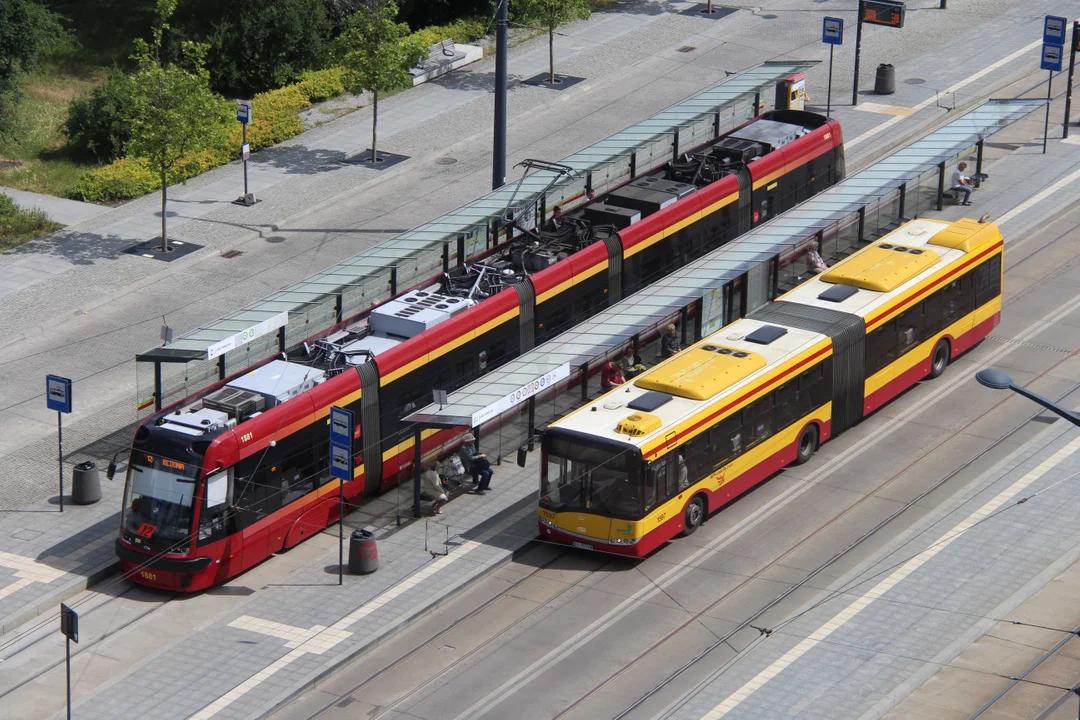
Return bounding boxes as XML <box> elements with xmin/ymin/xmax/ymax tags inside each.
<box><xmin>410</xmin><ymin>38</ymin><xmax>460</xmax><ymax>77</ymax></box>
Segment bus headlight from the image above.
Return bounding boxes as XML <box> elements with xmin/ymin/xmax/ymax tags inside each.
<box><xmin>609</xmin><ymin>537</ymin><xmax>640</xmax><ymax>545</ymax></box>
<box><xmin>539</xmin><ymin>515</ymin><xmax>556</xmax><ymax>529</ymax></box>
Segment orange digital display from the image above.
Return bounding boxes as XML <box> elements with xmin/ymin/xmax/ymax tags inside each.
<box><xmin>861</xmin><ymin>0</ymin><xmax>904</xmax><ymax>28</ymax></box>
<box><xmin>163</xmin><ymin>458</ymin><xmax>186</xmax><ymax>471</ymax></box>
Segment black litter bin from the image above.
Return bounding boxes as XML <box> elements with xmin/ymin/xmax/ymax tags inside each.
<box><xmin>874</xmin><ymin>64</ymin><xmax>896</xmax><ymax>95</ymax></box>
<box><xmin>348</xmin><ymin>529</ymin><xmax>378</xmax><ymax>574</ymax></box>
<box><xmin>72</xmin><ymin>461</ymin><xmax>101</xmax><ymax>505</ymax></box>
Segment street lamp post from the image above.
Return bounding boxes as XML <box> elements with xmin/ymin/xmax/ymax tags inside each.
<box><xmin>975</xmin><ymin>369</ymin><xmax>1080</xmax><ymax>427</ymax></box>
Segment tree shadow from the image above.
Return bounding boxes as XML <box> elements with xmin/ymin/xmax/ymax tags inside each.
<box><xmin>3</xmin><ymin>227</ymin><xmax>145</xmax><ymax>265</ymax></box>
<box><xmin>253</xmin><ymin>144</ymin><xmax>352</xmax><ymax>175</ymax></box>
<box><xmin>434</xmin><ymin>70</ymin><xmax>525</xmax><ymax>94</ymax></box>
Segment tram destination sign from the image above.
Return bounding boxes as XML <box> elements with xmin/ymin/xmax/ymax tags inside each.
<box><xmin>860</xmin><ymin>0</ymin><xmax>904</xmax><ymax>29</ymax></box>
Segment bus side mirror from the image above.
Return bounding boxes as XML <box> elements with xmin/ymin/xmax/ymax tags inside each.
<box><xmin>516</xmin><ymin>445</ymin><xmax>528</xmax><ymax>468</ymax></box>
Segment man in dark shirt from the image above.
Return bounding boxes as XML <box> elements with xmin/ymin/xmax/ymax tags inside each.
<box><xmin>660</xmin><ymin>324</ymin><xmax>681</xmax><ymax>359</ymax></box>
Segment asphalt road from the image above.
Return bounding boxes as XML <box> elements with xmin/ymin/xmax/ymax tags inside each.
<box><xmin>269</xmin><ymin>204</ymin><xmax>1080</xmax><ymax>720</ymax></box>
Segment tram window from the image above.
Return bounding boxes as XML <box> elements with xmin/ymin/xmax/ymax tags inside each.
<box><xmin>198</xmin><ymin>469</ymin><xmax>233</xmax><ymax>546</ymax></box>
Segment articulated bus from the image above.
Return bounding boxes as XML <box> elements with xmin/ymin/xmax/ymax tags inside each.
<box><xmin>538</xmin><ymin>217</ymin><xmax>1003</xmax><ymax>555</ymax></box>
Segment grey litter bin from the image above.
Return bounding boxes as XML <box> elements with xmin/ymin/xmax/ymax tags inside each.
<box><xmin>72</xmin><ymin>461</ymin><xmax>101</xmax><ymax>505</ymax></box>
<box><xmin>348</xmin><ymin>529</ymin><xmax>378</xmax><ymax>574</ymax></box>
<box><xmin>874</xmin><ymin>64</ymin><xmax>896</xmax><ymax>95</ymax></box>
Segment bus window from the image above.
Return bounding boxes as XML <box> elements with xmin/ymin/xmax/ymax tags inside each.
<box><xmin>897</xmin><ymin>306</ymin><xmax>922</xmax><ymax>354</ymax></box>
<box><xmin>866</xmin><ymin>319</ymin><xmax>898</xmax><ymax>375</ymax></box>
<box><xmin>748</xmin><ymin>396</ymin><xmax>773</xmax><ymax>446</ymax></box>
<box><xmin>773</xmin><ymin>378</ymin><xmax>801</xmax><ymax>431</ymax></box>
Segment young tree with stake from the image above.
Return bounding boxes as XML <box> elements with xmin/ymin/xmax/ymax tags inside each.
<box><xmin>125</xmin><ymin>0</ymin><xmax>232</xmax><ymax>252</ymax></box>
<box><xmin>336</xmin><ymin>0</ymin><xmax>425</xmax><ymax>163</ymax></box>
<box><xmin>517</xmin><ymin>0</ymin><xmax>591</xmax><ymax>84</ymax></box>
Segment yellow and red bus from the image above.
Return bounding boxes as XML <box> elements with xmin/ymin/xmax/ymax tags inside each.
<box><xmin>538</xmin><ymin>217</ymin><xmax>1003</xmax><ymax>555</ymax></box>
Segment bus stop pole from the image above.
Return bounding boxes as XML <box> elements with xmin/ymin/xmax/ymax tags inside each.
<box><xmin>338</xmin><ymin>479</ymin><xmax>344</xmax><ymax>586</ymax></box>
<box><xmin>57</xmin><ymin>412</ymin><xmax>64</xmax><ymax>513</ymax></box>
<box><xmin>413</xmin><ymin>428</ymin><xmax>423</xmax><ymax>519</ymax></box>
<box><xmin>1045</xmin><ymin>70</ymin><xmax>1054</xmax><ymax>154</ymax></box>
<box><xmin>852</xmin><ymin>4</ymin><xmax>864</xmax><ymax>107</ymax></box>
<box><xmin>1066</xmin><ymin>21</ymin><xmax>1078</xmax><ymax>139</ymax></box>
<box><xmin>827</xmin><ymin>43</ymin><xmax>834</xmax><ymax>117</ymax></box>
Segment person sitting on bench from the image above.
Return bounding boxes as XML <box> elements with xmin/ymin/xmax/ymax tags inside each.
<box><xmin>950</xmin><ymin>162</ymin><xmax>975</xmax><ymax>205</ymax></box>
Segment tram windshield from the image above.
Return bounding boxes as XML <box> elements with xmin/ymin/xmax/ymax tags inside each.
<box><xmin>540</xmin><ymin>434</ymin><xmax>642</xmax><ymax>519</ymax></box>
<box><xmin>121</xmin><ymin>452</ymin><xmax>199</xmax><ymax>551</ymax></box>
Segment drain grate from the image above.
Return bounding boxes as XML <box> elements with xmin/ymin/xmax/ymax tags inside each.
<box><xmin>221</xmin><ymin>249</ymin><xmax>243</xmax><ymax>258</ymax></box>
<box><xmin>677</xmin><ymin>45</ymin><xmax>696</xmax><ymax>53</ymax></box>
<box><xmin>435</xmin><ymin>157</ymin><xmax>458</xmax><ymax>165</ymax></box>
<box><xmin>904</xmin><ymin>78</ymin><xmax>926</xmax><ymax>85</ymax></box>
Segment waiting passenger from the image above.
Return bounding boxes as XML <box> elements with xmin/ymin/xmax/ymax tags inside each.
<box><xmin>806</xmin><ymin>240</ymin><xmax>828</xmax><ymax>275</ymax></box>
<box><xmin>677</xmin><ymin>454</ymin><xmax>689</xmax><ymax>490</ymax></box>
<box><xmin>459</xmin><ymin>433</ymin><xmax>493</xmax><ymax>495</ymax></box>
<box><xmin>421</xmin><ymin>462</ymin><xmax>448</xmax><ymax>515</ymax></box>
<box><xmin>601</xmin><ymin>362</ymin><xmax>625</xmax><ymax>392</ymax></box>
<box><xmin>660</xmin><ymin>325</ymin><xmax>681</xmax><ymax>359</ymax></box>
<box><xmin>950</xmin><ymin>162</ymin><xmax>975</xmax><ymax>205</ymax></box>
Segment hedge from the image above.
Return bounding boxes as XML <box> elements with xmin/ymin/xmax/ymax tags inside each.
<box><xmin>407</xmin><ymin>18</ymin><xmax>487</xmax><ymax>49</ymax></box>
<box><xmin>68</xmin><ymin>67</ymin><xmax>351</xmax><ymax>202</ymax></box>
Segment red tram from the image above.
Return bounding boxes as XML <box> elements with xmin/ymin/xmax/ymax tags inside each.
<box><xmin>117</xmin><ymin>110</ymin><xmax>844</xmax><ymax>590</ymax></box>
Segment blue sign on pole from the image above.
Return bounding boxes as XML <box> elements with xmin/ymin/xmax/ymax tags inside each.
<box><xmin>1042</xmin><ymin>43</ymin><xmax>1064</xmax><ymax>72</ymax></box>
<box><xmin>330</xmin><ymin>443</ymin><xmax>352</xmax><ymax>481</ymax></box>
<box><xmin>330</xmin><ymin>407</ymin><xmax>353</xmax><ymax>445</ymax></box>
<box><xmin>46</xmin><ymin>375</ymin><xmax>72</xmax><ymax>414</ymax></box>
<box><xmin>236</xmin><ymin>100</ymin><xmax>252</xmax><ymax>125</ymax></box>
<box><xmin>823</xmin><ymin>17</ymin><xmax>843</xmax><ymax>45</ymax></box>
<box><xmin>1044</xmin><ymin>15</ymin><xmax>1067</xmax><ymax>46</ymax></box>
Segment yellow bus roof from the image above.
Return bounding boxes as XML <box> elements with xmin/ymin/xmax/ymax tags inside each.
<box><xmin>634</xmin><ymin>345</ymin><xmax>767</xmax><ymax>401</ymax></box>
<box><xmin>820</xmin><ymin>243</ymin><xmax>941</xmax><ymax>292</ymax></box>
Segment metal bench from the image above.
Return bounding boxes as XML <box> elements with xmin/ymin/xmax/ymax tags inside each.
<box><xmin>410</xmin><ymin>38</ymin><xmax>460</xmax><ymax>77</ymax></box>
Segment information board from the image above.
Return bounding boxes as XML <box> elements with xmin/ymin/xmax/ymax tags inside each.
<box><xmin>1042</xmin><ymin>43</ymin><xmax>1063</xmax><ymax>72</ymax></box>
<box><xmin>46</xmin><ymin>375</ymin><xmax>72</xmax><ymax>414</ymax></box>
<box><xmin>1044</xmin><ymin>15</ymin><xmax>1067</xmax><ymax>46</ymax></box>
<box><xmin>860</xmin><ymin>0</ymin><xmax>904</xmax><ymax>28</ymax></box>
<box><xmin>822</xmin><ymin>17</ymin><xmax>843</xmax><ymax>45</ymax></box>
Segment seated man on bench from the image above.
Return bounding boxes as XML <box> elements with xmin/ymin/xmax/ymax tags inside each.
<box><xmin>950</xmin><ymin>162</ymin><xmax>975</xmax><ymax>206</ymax></box>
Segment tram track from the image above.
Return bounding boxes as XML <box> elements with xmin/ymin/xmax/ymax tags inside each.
<box><xmin>0</xmin><ymin>584</ymin><xmax>178</xmax><ymax>704</ymax></box>
<box><xmin>300</xmin><ymin>550</ymin><xmax>610</xmax><ymax>720</ymax></box>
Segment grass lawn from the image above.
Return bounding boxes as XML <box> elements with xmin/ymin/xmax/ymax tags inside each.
<box><xmin>0</xmin><ymin>194</ymin><xmax>62</xmax><ymax>251</ymax></box>
<box><xmin>0</xmin><ymin>0</ymin><xmax>156</xmax><ymax>199</ymax></box>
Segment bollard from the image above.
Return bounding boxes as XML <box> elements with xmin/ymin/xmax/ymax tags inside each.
<box><xmin>874</xmin><ymin>64</ymin><xmax>896</xmax><ymax>95</ymax></box>
<box><xmin>348</xmin><ymin>529</ymin><xmax>378</xmax><ymax>574</ymax></box>
<box><xmin>72</xmin><ymin>461</ymin><xmax>101</xmax><ymax>505</ymax></box>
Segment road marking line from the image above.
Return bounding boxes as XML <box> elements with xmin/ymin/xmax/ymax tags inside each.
<box><xmin>452</xmin><ymin>290</ymin><xmax>1080</xmax><ymax>720</ymax></box>
<box><xmin>189</xmin><ymin>507</ymin><xmax>534</xmax><ymax>720</ymax></box>
<box><xmin>699</xmin><ymin>435</ymin><xmax>1080</xmax><ymax>718</ymax></box>
<box><xmin>996</xmin><ymin>164</ymin><xmax>1080</xmax><ymax>225</ymax></box>
<box><xmin>848</xmin><ymin>38</ymin><xmax>1044</xmax><ymax>150</ymax></box>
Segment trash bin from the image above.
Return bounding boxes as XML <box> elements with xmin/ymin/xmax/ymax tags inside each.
<box><xmin>874</xmin><ymin>64</ymin><xmax>896</xmax><ymax>95</ymax></box>
<box><xmin>348</xmin><ymin>529</ymin><xmax>378</xmax><ymax>574</ymax></box>
<box><xmin>72</xmin><ymin>461</ymin><xmax>101</xmax><ymax>505</ymax></box>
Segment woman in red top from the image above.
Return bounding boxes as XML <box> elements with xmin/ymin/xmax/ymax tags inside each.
<box><xmin>601</xmin><ymin>361</ymin><xmax>625</xmax><ymax>392</ymax></box>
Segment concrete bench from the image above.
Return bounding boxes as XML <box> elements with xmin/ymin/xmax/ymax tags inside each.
<box><xmin>409</xmin><ymin>38</ymin><xmax>483</xmax><ymax>86</ymax></box>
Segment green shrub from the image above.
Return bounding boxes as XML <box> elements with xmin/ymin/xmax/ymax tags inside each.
<box><xmin>295</xmin><ymin>67</ymin><xmax>351</xmax><ymax>102</ymax></box>
<box><xmin>0</xmin><ymin>192</ymin><xmax>62</xmax><ymax>250</ymax></box>
<box><xmin>63</xmin><ymin>70</ymin><xmax>136</xmax><ymax>163</ymax></box>
<box><xmin>407</xmin><ymin>18</ymin><xmax>487</xmax><ymax>49</ymax></box>
<box><xmin>170</xmin><ymin>0</ymin><xmax>332</xmax><ymax>97</ymax></box>
<box><xmin>67</xmin><ymin>157</ymin><xmax>157</xmax><ymax>202</ymax></box>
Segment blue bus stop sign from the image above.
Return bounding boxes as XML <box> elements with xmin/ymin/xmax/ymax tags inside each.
<box><xmin>823</xmin><ymin>17</ymin><xmax>843</xmax><ymax>45</ymax></box>
<box><xmin>1044</xmin><ymin>15</ymin><xmax>1067</xmax><ymax>46</ymax></box>
<box><xmin>1042</xmin><ymin>43</ymin><xmax>1064</xmax><ymax>72</ymax></box>
<box><xmin>329</xmin><ymin>407</ymin><xmax>353</xmax><ymax>445</ymax></box>
<box><xmin>236</xmin><ymin>100</ymin><xmax>252</xmax><ymax>124</ymax></box>
<box><xmin>46</xmin><ymin>375</ymin><xmax>72</xmax><ymax>413</ymax></box>
<box><xmin>330</xmin><ymin>442</ymin><xmax>352</xmax><ymax>481</ymax></box>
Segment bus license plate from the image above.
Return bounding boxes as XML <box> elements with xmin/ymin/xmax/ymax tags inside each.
<box><xmin>571</xmin><ymin>541</ymin><xmax>594</xmax><ymax>550</ymax></box>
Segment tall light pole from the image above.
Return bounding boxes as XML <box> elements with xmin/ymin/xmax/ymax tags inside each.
<box><xmin>975</xmin><ymin>369</ymin><xmax>1080</xmax><ymax>427</ymax></box>
<box><xmin>493</xmin><ymin>0</ymin><xmax>508</xmax><ymax>190</ymax></box>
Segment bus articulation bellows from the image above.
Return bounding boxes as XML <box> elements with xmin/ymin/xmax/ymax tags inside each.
<box><xmin>539</xmin><ymin>217</ymin><xmax>1003</xmax><ymax>556</ymax></box>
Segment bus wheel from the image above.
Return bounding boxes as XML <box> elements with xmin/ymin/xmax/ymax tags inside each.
<box><xmin>680</xmin><ymin>496</ymin><xmax>705</xmax><ymax>537</ymax></box>
<box><xmin>929</xmin><ymin>339</ymin><xmax>950</xmax><ymax>379</ymax></box>
<box><xmin>793</xmin><ymin>425</ymin><xmax>818</xmax><ymax>465</ymax></box>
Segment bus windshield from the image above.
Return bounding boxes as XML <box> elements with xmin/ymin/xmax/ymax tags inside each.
<box><xmin>540</xmin><ymin>435</ymin><xmax>641</xmax><ymax>519</ymax></box>
<box><xmin>121</xmin><ymin>452</ymin><xmax>199</xmax><ymax>552</ymax></box>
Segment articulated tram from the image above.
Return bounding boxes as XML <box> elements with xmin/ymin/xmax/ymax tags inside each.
<box><xmin>117</xmin><ymin>110</ymin><xmax>844</xmax><ymax>591</ymax></box>
<box><xmin>539</xmin><ymin>217</ymin><xmax>1003</xmax><ymax>556</ymax></box>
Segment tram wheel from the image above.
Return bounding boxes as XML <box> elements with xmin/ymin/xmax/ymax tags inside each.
<box><xmin>929</xmin><ymin>339</ymin><xmax>950</xmax><ymax>379</ymax></box>
<box><xmin>680</xmin><ymin>495</ymin><xmax>705</xmax><ymax>537</ymax></box>
<box><xmin>793</xmin><ymin>424</ymin><xmax>818</xmax><ymax>465</ymax></box>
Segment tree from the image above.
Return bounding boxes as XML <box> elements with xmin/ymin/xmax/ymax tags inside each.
<box><xmin>335</xmin><ymin>0</ymin><xmax>425</xmax><ymax>163</ymax></box>
<box><xmin>170</xmin><ymin>0</ymin><xmax>332</xmax><ymax>97</ymax></box>
<box><xmin>0</xmin><ymin>0</ymin><xmax>70</xmax><ymax>137</ymax></box>
<box><xmin>516</xmin><ymin>0</ymin><xmax>590</xmax><ymax>84</ymax></box>
<box><xmin>125</xmin><ymin>0</ymin><xmax>232</xmax><ymax>252</ymax></box>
